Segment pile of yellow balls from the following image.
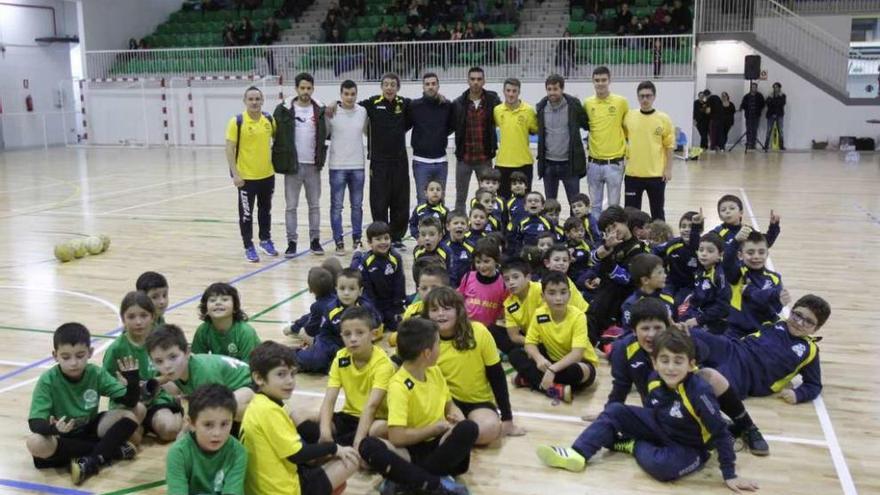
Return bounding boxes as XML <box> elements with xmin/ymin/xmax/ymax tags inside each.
<box><xmin>54</xmin><ymin>235</ymin><xmax>111</xmax><ymax>262</ymax></box>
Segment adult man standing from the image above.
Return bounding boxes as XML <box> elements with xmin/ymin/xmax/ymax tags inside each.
<box><xmin>453</xmin><ymin>67</ymin><xmax>501</xmax><ymax>211</ymax></box>
<box><xmin>763</xmin><ymin>82</ymin><xmax>786</xmax><ymax>151</ymax></box>
<box><xmin>494</xmin><ymin>77</ymin><xmax>538</xmax><ymax>198</ymax></box>
<box><xmin>739</xmin><ymin>82</ymin><xmax>765</xmax><ymax>151</ymax></box>
<box><xmin>409</xmin><ymin>72</ymin><xmax>454</xmax><ymax>203</ymax></box>
<box><xmin>535</xmin><ymin>74</ymin><xmax>589</xmax><ymax>203</ymax></box>
<box><xmin>226</xmin><ymin>86</ymin><xmax>277</xmax><ymax>263</ymax></box>
<box><xmin>584</xmin><ymin>66</ymin><xmax>629</xmax><ymax>218</ymax></box>
<box><xmin>623</xmin><ymin>81</ymin><xmax>674</xmax><ymax>221</ymax></box>
<box><xmin>692</xmin><ymin>90</ymin><xmax>709</xmax><ymax>149</ymax></box>
<box><xmin>274</xmin><ymin>72</ymin><xmax>327</xmax><ymax>257</ymax></box>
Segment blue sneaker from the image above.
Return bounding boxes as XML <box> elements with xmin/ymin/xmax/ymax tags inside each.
<box><xmin>436</xmin><ymin>476</ymin><xmax>470</xmax><ymax>495</ymax></box>
<box><xmin>245</xmin><ymin>246</ymin><xmax>259</xmax><ymax>262</ymax></box>
<box><xmin>259</xmin><ymin>240</ymin><xmax>279</xmax><ymax>256</ymax></box>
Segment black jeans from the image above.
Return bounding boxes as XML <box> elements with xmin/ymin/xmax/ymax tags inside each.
<box><xmin>542</xmin><ymin>159</ymin><xmax>580</xmax><ymax>203</ymax></box>
<box><xmin>370</xmin><ymin>155</ymin><xmax>411</xmax><ymax>242</ymax></box>
<box><xmin>237</xmin><ymin>175</ymin><xmax>275</xmax><ymax>248</ymax></box>
<box><xmin>497</xmin><ymin>164</ymin><xmax>533</xmax><ymax>199</ymax></box>
<box><xmin>624</xmin><ymin>175</ymin><xmax>666</xmax><ymax>221</ymax></box>
<box><xmin>745</xmin><ymin>116</ymin><xmax>760</xmax><ymax>148</ymax></box>
<box><xmin>696</xmin><ymin>121</ymin><xmax>709</xmax><ymax>149</ymax></box>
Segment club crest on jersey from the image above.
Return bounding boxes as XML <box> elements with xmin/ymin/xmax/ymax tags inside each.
<box><xmin>404</xmin><ymin>378</ymin><xmax>415</xmax><ymax>390</ymax></box>
<box><xmin>83</xmin><ymin>389</ymin><xmax>99</xmax><ymax>409</ymax></box>
<box><xmin>228</xmin><ymin>343</ymin><xmax>239</xmax><ymax>355</ymax></box>
<box><xmin>701</xmin><ymin>279</ymin><xmax>711</xmax><ymax>290</ymax></box>
<box><xmin>791</xmin><ymin>343</ymin><xmax>806</xmax><ymax>358</ymax></box>
<box><xmin>385</xmin><ymin>264</ymin><xmax>395</xmax><ymax>276</ymax></box>
<box><xmin>670</xmin><ymin>401</ymin><xmax>683</xmax><ymax>419</ymax></box>
<box><xmin>338</xmin><ymin>357</ymin><xmax>352</xmax><ymax>368</ymax></box>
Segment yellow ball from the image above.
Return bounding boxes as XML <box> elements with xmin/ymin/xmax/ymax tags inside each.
<box><xmin>54</xmin><ymin>243</ymin><xmax>75</xmax><ymax>262</ymax></box>
<box><xmin>99</xmin><ymin>234</ymin><xmax>111</xmax><ymax>252</ymax></box>
<box><xmin>70</xmin><ymin>239</ymin><xmax>87</xmax><ymax>258</ymax></box>
<box><xmin>85</xmin><ymin>236</ymin><xmax>103</xmax><ymax>255</ymax></box>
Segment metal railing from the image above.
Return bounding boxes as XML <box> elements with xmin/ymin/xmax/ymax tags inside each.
<box><xmin>780</xmin><ymin>0</ymin><xmax>880</xmax><ymax>13</ymax></box>
<box><xmin>696</xmin><ymin>0</ymin><xmax>849</xmax><ymax>92</ymax></box>
<box><xmin>85</xmin><ymin>35</ymin><xmax>695</xmax><ymax>82</ymax></box>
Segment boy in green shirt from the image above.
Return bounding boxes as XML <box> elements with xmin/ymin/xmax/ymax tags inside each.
<box><xmin>191</xmin><ymin>283</ymin><xmax>261</xmax><ymax>363</ymax></box>
<box><xmin>136</xmin><ymin>271</ymin><xmax>170</xmax><ymax>327</ymax></box>
<box><xmin>105</xmin><ymin>291</ymin><xmax>184</xmax><ymax>443</ymax></box>
<box><xmin>27</xmin><ymin>323</ymin><xmax>142</xmax><ymax>485</ymax></box>
<box><xmin>146</xmin><ymin>324</ymin><xmax>255</xmax><ymax>422</ymax></box>
<box><xmin>166</xmin><ymin>384</ymin><xmax>248</xmax><ymax>495</ymax></box>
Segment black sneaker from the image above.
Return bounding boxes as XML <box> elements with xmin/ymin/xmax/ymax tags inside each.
<box><xmin>743</xmin><ymin>426</ymin><xmax>769</xmax><ymax>456</ymax></box>
<box><xmin>71</xmin><ymin>456</ymin><xmax>100</xmax><ymax>485</ymax></box>
<box><xmin>310</xmin><ymin>238</ymin><xmax>324</xmax><ymax>255</ymax></box>
<box><xmin>117</xmin><ymin>441</ymin><xmax>138</xmax><ymax>461</ymax></box>
<box><xmin>353</xmin><ymin>237</ymin><xmax>362</xmax><ymax>251</ymax></box>
<box><xmin>391</xmin><ymin>240</ymin><xmax>406</xmax><ymax>251</ymax></box>
<box><xmin>284</xmin><ymin>241</ymin><xmax>297</xmax><ymax>258</ymax></box>
<box><xmin>335</xmin><ymin>241</ymin><xmax>345</xmax><ymax>256</ymax></box>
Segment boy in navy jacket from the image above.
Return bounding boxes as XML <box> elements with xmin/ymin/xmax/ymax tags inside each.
<box><xmin>510</xmin><ymin>191</ymin><xmax>553</xmax><ymax>255</ymax></box>
<box><xmin>680</xmin><ymin>231</ymin><xmax>730</xmax><ymax>334</ymax></box>
<box><xmin>538</xmin><ymin>328</ymin><xmax>758</xmax><ymax>492</ymax></box>
<box><xmin>653</xmin><ymin>211</ymin><xmax>701</xmax><ymax>305</ymax></box>
<box><xmin>440</xmin><ymin>210</ymin><xmax>473</xmax><ymax>288</ymax></box>
<box><xmin>620</xmin><ymin>253</ymin><xmax>675</xmax><ymax>331</ymax></box>
<box><xmin>351</xmin><ymin>221</ymin><xmax>405</xmax><ymax>335</ymax></box>
<box><xmin>408</xmin><ymin>179</ymin><xmax>448</xmax><ymax>240</ymax></box>
<box><xmin>712</xmin><ymin>194</ymin><xmax>780</xmax><ymax>247</ymax></box>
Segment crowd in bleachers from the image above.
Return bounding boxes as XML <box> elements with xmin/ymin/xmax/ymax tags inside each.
<box><xmin>568</xmin><ymin>0</ymin><xmax>692</xmax><ymax>36</ymax></box>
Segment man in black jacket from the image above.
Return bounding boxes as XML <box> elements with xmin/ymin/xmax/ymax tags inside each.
<box><xmin>763</xmin><ymin>82</ymin><xmax>786</xmax><ymax>151</ymax></box>
<box><xmin>739</xmin><ymin>82</ymin><xmax>764</xmax><ymax>151</ymax></box>
<box><xmin>452</xmin><ymin>67</ymin><xmax>501</xmax><ymax>211</ymax></box>
<box><xmin>692</xmin><ymin>91</ymin><xmax>709</xmax><ymax>149</ymax></box>
<box><xmin>409</xmin><ymin>73</ymin><xmax>455</xmax><ymax>204</ymax></box>
<box><xmin>535</xmin><ymin>74</ymin><xmax>589</xmax><ymax>203</ymax></box>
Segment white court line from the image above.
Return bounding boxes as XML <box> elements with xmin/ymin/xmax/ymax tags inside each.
<box><xmin>0</xmin><ymin>376</ymin><xmax>38</xmax><ymax>394</ymax></box>
<box><xmin>12</xmin><ymin>178</ymin><xmax>192</xmax><ymax>213</ymax></box>
<box><xmin>0</xmin><ymin>360</ymin><xmax>52</xmax><ymax>369</ymax></box>
<box><xmin>739</xmin><ymin>187</ymin><xmax>858</xmax><ymax>495</ymax></box>
<box><xmin>101</xmin><ymin>184</ymin><xmax>230</xmax><ymax>214</ymax></box>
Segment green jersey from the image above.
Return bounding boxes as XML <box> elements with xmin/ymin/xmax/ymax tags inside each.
<box><xmin>28</xmin><ymin>364</ymin><xmax>127</xmax><ymax>430</ymax></box>
<box><xmin>176</xmin><ymin>354</ymin><xmax>252</xmax><ymax>396</ymax></box>
<box><xmin>103</xmin><ymin>332</ymin><xmax>175</xmax><ymax>407</ymax></box>
<box><xmin>166</xmin><ymin>432</ymin><xmax>247</xmax><ymax>495</ymax></box>
<box><xmin>155</xmin><ymin>315</ymin><xmax>166</xmax><ymax>329</ymax></box>
<box><xmin>191</xmin><ymin>321</ymin><xmax>261</xmax><ymax>363</ymax></box>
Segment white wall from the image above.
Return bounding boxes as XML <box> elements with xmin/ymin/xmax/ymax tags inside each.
<box><xmin>82</xmin><ymin>80</ymin><xmax>696</xmax><ymax>147</ymax></box>
<box><xmin>802</xmin><ymin>14</ymin><xmax>852</xmax><ymax>45</ymax></box>
<box><xmin>80</xmin><ymin>0</ymin><xmax>182</xmax><ymax>51</ymax></box>
<box><xmin>0</xmin><ymin>0</ymin><xmax>80</xmax><ymax>149</ymax></box>
<box><xmin>696</xmin><ymin>40</ymin><xmax>880</xmax><ymax>150</ymax></box>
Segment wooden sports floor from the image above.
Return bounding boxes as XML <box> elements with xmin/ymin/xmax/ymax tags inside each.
<box><xmin>0</xmin><ymin>146</ymin><xmax>877</xmax><ymax>495</ymax></box>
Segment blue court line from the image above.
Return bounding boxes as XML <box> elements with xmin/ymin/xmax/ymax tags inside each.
<box><xmin>0</xmin><ymin>236</ymin><xmax>346</xmax><ymax>384</ymax></box>
<box><xmin>0</xmin><ymin>479</ymin><xmax>93</xmax><ymax>495</ymax></box>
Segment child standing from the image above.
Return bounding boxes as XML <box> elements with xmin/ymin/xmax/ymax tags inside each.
<box><xmin>104</xmin><ymin>292</ymin><xmax>183</xmax><ymax>443</ymax></box>
<box><xmin>136</xmin><ymin>271</ymin><xmax>170</xmax><ymax>327</ymax></box>
<box><xmin>409</xmin><ymin>179</ymin><xmax>449</xmax><ymax>241</ymax></box>
<box><xmin>28</xmin><ymin>323</ymin><xmax>141</xmax><ymax>484</ymax></box>
<box><xmin>680</xmin><ymin>231</ymin><xmax>731</xmax><ymax>334</ymax></box>
<box><xmin>424</xmin><ymin>288</ymin><xmax>524</xmax><ymax>445</ymax></box>
<box><xmin>315</xmin><ymin>307</ymin><xmax>394</xmax><ymax>447</ymax></box>
<box><xmin>537</xmin><ymin>329</ymin><xmax>759</xmax><ymax>493</ymax></box>
<box><xmin>192</xmin><ymin>283</ymin><xmax>261</xmax><ymax>363</ymax></box>
<box><xmin>569</xmin><ymin>193</ymin><xmax>601</xmax><ymax>249</ymax></box>
<box><xmin>352</xmin><ymin>221</ymin><xmax>406</xmax><ymax>337</ymax></box>
<box><xmin>506</xmin><ymin>171</ymin><xmax>530</xmax><ymax>229</ymax></box>
<box><xmin>242</xmin><ymin>341</ymin><xmax>359</xmax><ymax>494</ymax></box>
<box><xmin>510</xmin><ymin>191</ymin><xmax>553</xmax><ymax>254</ymax></box>
<box><xmin>473</xmin><ymin>188</ymin><xmax>504</xmax><ymax>233</ymax></box>
<box><xmin>166</xmin><ymin>384</ymin><xmax>247</xmax><ymax>495</ymax></box>
<box><xmin>508</xmin><ymin>271</ymin><xmax>598</xmax><ymax>403</ymax></box>
<box><xmin>463</xmin><ymin>204</ymin><xmax>490</xmax><ymax>249</ymax></box>
<box><xmin>441</xmin><ymin>210</ymin><xmax>474</xmax><ymax>289</ymax></box>
<box><xmin>457</xmin><ymin>238</ymin><xmax>508</xmax><ymax>329</ymax></box>
<box><xmin>542</xmin><ymin>198</ymin><xmax>566</xmax><ymax>242</ymax></box>
<box><xmin>413</xmin><ymin>216</ymin><xmax>453</xmax><ymax>272</ymax></box>
<box><xmin>357</xmin><ymin>318</ymin><xmax>477</xmax><ymax>495</ymax></box>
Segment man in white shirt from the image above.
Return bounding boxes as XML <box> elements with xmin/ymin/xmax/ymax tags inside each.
<box><xmin>326</xmin><ymin>80</ymin><xmax>368</xmax><ymax>255</ymax></box>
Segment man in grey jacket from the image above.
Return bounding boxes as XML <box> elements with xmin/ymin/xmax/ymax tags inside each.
<box><xmin>535</xmin><ymin>74</ymin><xmax>589</xmax><ymax>203</ymax></box>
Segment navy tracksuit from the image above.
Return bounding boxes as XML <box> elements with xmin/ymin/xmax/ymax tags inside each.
<box><xmin>572</xmin><ymin>373</ymin><xmax>737</xmax><ymax>482</ymax></box>
<box><xmin>290</xmin><ymin>293</ymin><xmax>337</xmax><ymax>337</ymax></box>
<box><xmin>586</xmin><ymin>237</ymin><xmax>650</xmax><ymax>344</ymax></box>
<box><xmin>653</xmin><ymin>221</ymin><xmax>701</xmax><ymax>305</ymax></box>
<box><xmin>580</xmin><ymin>214</ymin><xmax>602</xmax><ymax>250</ymax></box>
<box><xmin>722</xmin><ymin>240</ymin><xmax>784</xmax><ymax>337</ymax></box>
<box><xmin>510</xmin><ymin>213</ymin><xmax>555</xmax><ymax>254</ymax></box>
<box><xmin>441</xmin><ymin>237</ymin><xmax>473</xmax><ymax>288</ymax></box>
<box><xmin>463</xmin><ymin>229</ymin><xmax>486</xmax><ymax>250</ymax></box>
<box><xmin>690</xmin><ymin>323</ymin><xmax>822</xmax><ymax>402</ymax></box>
<box><xmin>413</xmin><ymin>244</ymin><xmax>453</xmax><ymax>274</ymax></box>
<box><xmin>351</xmin><ymin>249</ymin><xmax>406</xmax><ymax>331</ymax></box>
<box><xmin>567</xmin><ymin>239</ymin><xmax>593</xmax><ymax>288</ymax></box>
<box><xmin>295</xmin><ymin>296</ymin><xmax>382</xmax><ymax>373</ymax></box>
<box><xmin>620</xmin><ymin>289</ymin><xmax>675</xmax><ymax>331</ymax></box>
<box><xmin>711</xmin><ymin>220</ymin><xmax>780</xmax><ymax>248</ymax></box>
<box><xmin>408</xmin><ymin>202</ymin><xmax>449</xmax><ymax>239</ymax></box>
<box><xmin>680</xmin><ymin>265</ymin><xmax>731</xmax><ymax>334</ymax></box>
<box><xmin>506</xmin><ymin>195</ymin><xmax>526</xmax><ymax>230</ymax></box>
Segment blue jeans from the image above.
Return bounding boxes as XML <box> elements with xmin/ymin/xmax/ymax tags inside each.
<box><xmin>542</xmin><ymin>159</ymin><xmax>580</xmax><ymax>202</ymax></box>
<box><xmin>587</xmin><ymin>160</ymin><xmax>625</xmax><ymax>218</ymax></box>
<box><xmin>329</xmin><ymin>169</ymin><xmax>365</xmax><ymax>244</ymax></box>
<box><xmin>412</xmin><ymin>160</ymin><xmax>448</xmax><ymax>204</ymax></box>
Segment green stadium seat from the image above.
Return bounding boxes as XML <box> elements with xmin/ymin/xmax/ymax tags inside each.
<box><xmin>582</xmin><ymin>20</ymin><xmax>597</xmax><ymax>34</ymax></box>
<box><xmin>393</xmin><ymin>14</ymin><xmax>406</xmax><ymax>27</ymax></box>
<box><xmin>495</xmin><ymin>23</ymin><xmax>515</xmax><ymax>37</ymax></box>
<box><xmin>602</xmin><ymin>7</ymin><xmax>617</xmax><ymax>17</ymax></box>
<box><xmin>634</xmin><ymin>0</ymin><xmax>650</xmax><ymax>6</ymax></box>
<box><xmin>634</xmin><ymin>6</ymin><xmax>652</xmax><ymax>17</ymax></box>
<box><xmin>571</xmin><ymin>7</ymin><xmax>584</xmax><ymax>21</ymax></box>
<box><xmin>567</xmin><ymin>21</ymin><xmax>582</xmax><ymax>35</ymax></box>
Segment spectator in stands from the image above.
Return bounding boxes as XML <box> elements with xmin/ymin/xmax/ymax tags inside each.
<box><xmin>669</xmin><ymin>0</ymin><xmax>692</xmax><ymax>33</ymax></box>
<box><xmin>463</xmin><ymin>22</ymin><xmax>476</xmax><ymax>40</ymax></box>
<box><xmin>327</xmin><ymin>27</ymin><xmax>345</xmax><ymax>43</ymax></box>
<box><xmin>739</xmin><ymin>82</ymin><xmax>765</xmax><ymax>151</ymax></box>
<box><xmin>616</xmin><ymin>3</ymin><xmax>633</xmax><ymax>34</ymax></box>
<box><xmin>258</xmin><ymin>17</ymin><xmax>281</xmax><ymax>44</ymax></box>
<box><xmin>555</xmin><ymin>30</ymin><xmax>575</xmax><ymax>78</ymax></box>
<box><xmin>475</xmin><ymin>21</ymin><xmax>494</xmax><ymax>39</ymax></box>
<box><xmin>652</xmin><ymin>38</ymin><xmax>662</xmax><ymax>77</ymax></box>
<box><xmin>692</xmin><ymin>91</ymin><xmax>709</xmax><ymax>149</ymax></box>
<box><xmin>406</xmin><ymin>1</ymin><xmax>420</xmax><ymax>26</ymax></box>
<box><xmin>236</xmin><ymin>17</ymin><xmax>255</xmax><ymax>45</ymax></box>
<box><xmin>138</xmin><ymin>39</ymin><xmax>148</xmax><ymax>49</ymax></box>
<box><xmin>764</xmin><ymin>82</ymin><xmax>786</xmax><ymax>151</ymax></box>
<box><xmin>375</xmin><ymin>23</ymin><xmax>393</xmax><ymax>42</ymax></box>
<box><xmin>452</xmin><ymin>67</ymin><xmax>501</xmax><ymax>211</ymax></box>
<box><xmin>224</xmin><ymin>22</ymin><xmax>238</xmax><ymax>46</ymax></box>
<box><xmin>322</xmin><ymin>12</ymin><xmax>343</xmax><ymax>40</ymax></box>
<box><xmin>451</xmin><ymin>22</ymin><xmax>464</xmax><ymax>40</ymax></box>
<box><xmin>536</xmin><ymin>74</ymin><xmax>589</xmax><ymax>203</ymax></box>
<box><xmin>128</xmin><ymin>38</ymin><xmax>139</xmax><ymax>50</ymax></box>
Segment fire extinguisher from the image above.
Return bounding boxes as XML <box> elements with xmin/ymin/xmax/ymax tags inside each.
<box><xmin>25</xmin><ymin>95</ymin><xmax>34</xmax><ymax>112</ymax></box>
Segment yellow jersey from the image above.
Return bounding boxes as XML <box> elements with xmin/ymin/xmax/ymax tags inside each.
<box><xmin>327</xmin><ymin>347</ymin><xmax>394</xmax><ymax>418</ymax></box>
<box><xmin>503</xmin><ymin>281</ymin><xmax>544</xmax><ymax>333</ymax></box>
<box><xmin>526</xmin><ymin>303</ymin><xmax>598</xmax><ymax>365</ymax></box>
<box><xmin>241</xmin><ymin>393</ymin><xmax>302</xmax><ymax>495</ymax></box>
<box><xmin>387</xmin><ymin>365</ymin><xmax>450</xmax><ymax>438</ymax></box>
<box><xmin>493</xmin><ymin>102</ymin><xmax>538</xmax><ymax>167</ymax></box>
<box><xmin>402</xmin><ymin>300</ymin><xmax>425</xmax><ymax>321</ymax></box>
<box><xmin>436</xmin><ymin>322</ymin><xmax>500</xmax><ymax>404</ymax></box>
<box><xmin>225</xmin><ymin>111</ymin><xmax>276</xmax><ymax>180</ymax></box>
<box><xmin>583</xmin><ymin>94</ymin><xmax>629</xmax><ymax>159</ymax></box>
<box><xmin>623</xmin><ymin>109</ymin><xmax>674</xmax><ymax>178</ymax></box>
